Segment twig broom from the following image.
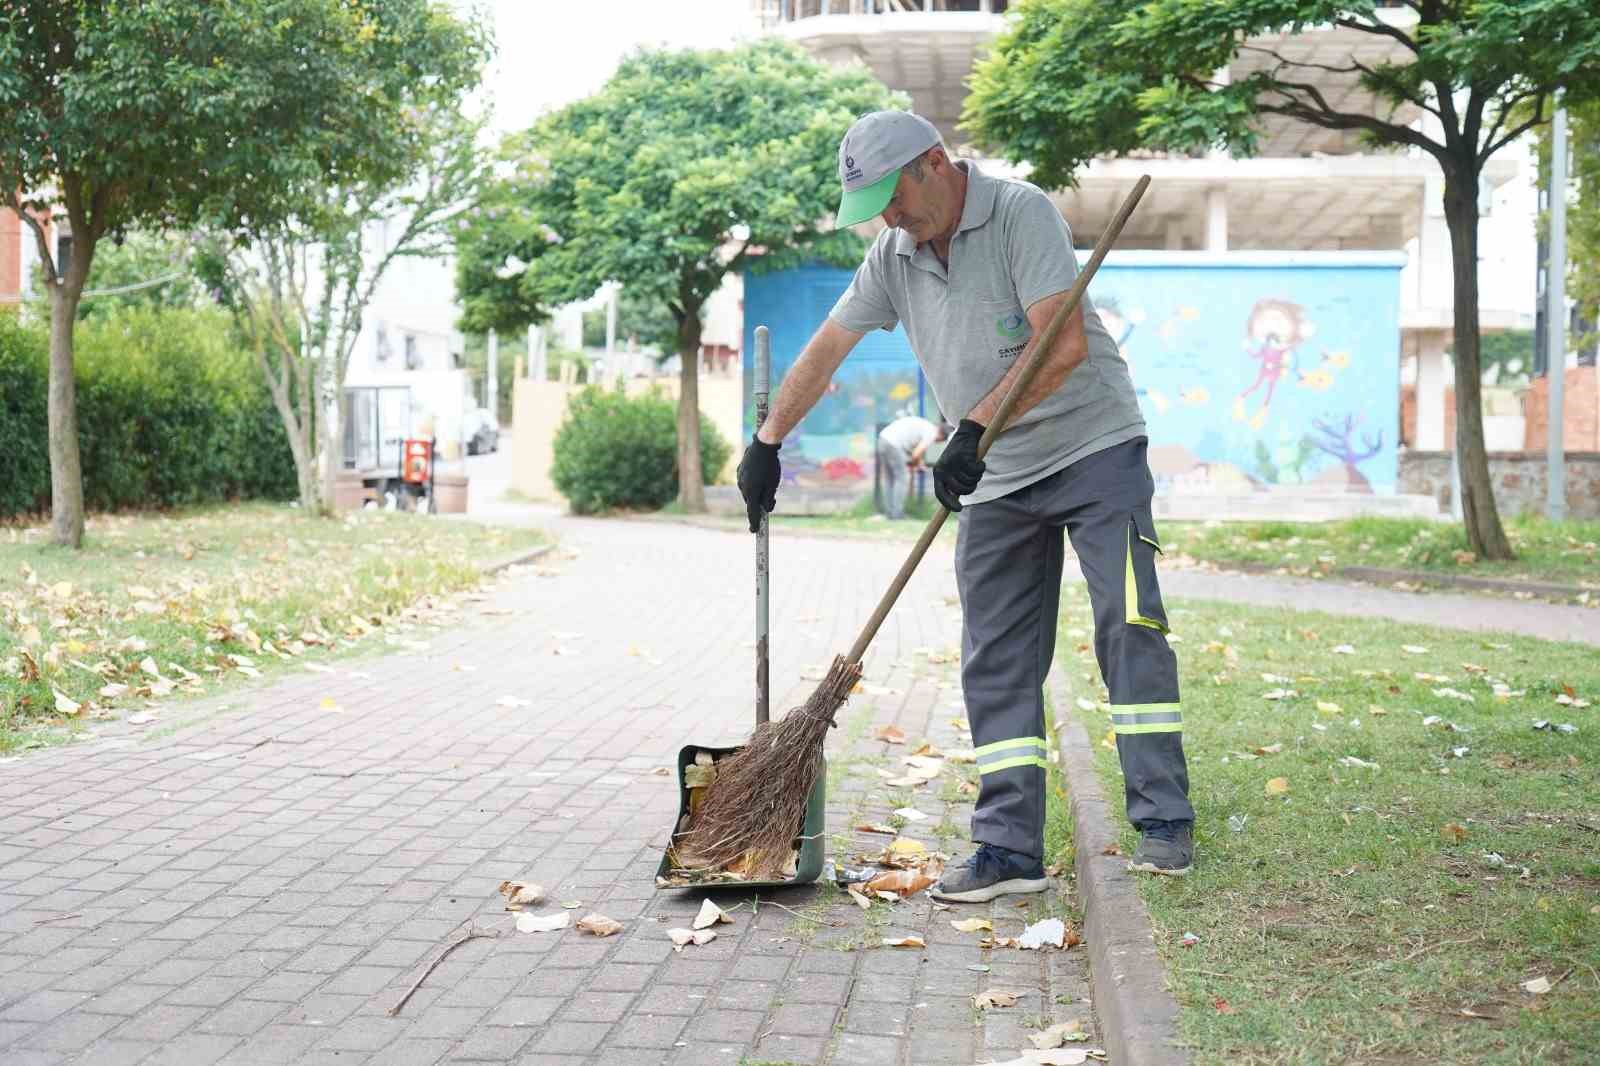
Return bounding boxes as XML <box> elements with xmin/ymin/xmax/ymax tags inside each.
<box><xmin>678</xmin><ymin>176</ymin><xmax>1153</xmax><ymax>878</ymax></box>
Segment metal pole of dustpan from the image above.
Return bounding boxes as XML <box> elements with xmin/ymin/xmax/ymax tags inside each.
<box><xmin>754</xmin><ymin>325</ymin><xmax>771</xmax><ymax>726</ymax></box>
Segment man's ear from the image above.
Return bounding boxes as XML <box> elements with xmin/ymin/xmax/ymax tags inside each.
<box><xmin>926</xmin><ymin>146</ymin><xmax>950</xmax><ymax>173</ymax></box>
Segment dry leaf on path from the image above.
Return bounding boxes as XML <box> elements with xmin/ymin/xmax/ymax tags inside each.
<box><xmin>864</xmin><ymin>868</ymin><xmax>937</xmax><ymax>898</ymax></box>
<box><xmin>846</xmin><ymin>886</ymin><xmax>873</xmax><ymax>910</ymax></box>
<box><xmin>693</xmin><ymin>899</ymin><xmax>733</xmax><ymax>930</ymax></box>
<box><xmin>972</xmin><ymin>989</ymin><xmax>1021</xmax><ymax>1009</ymax></box>
<box><xmin>893</xmin><ymin>807</ymin><xmax>930</xmax><ymax>821</ymax></box>
<box><xmin>910</xmin><ymin>742</ymin><xmax>943</xmax><ymax>757</ymax></box>
<box><xmin>668</xmin><ymin>928</ymin><xmax>717</xmax><ymax>951</ymax></box>
<box><xmin>1029</xmin><ymin>1021</ymin><xmax>1087</xmax><ymax>1050</ymax></box>
<box><xmin>576</xmin><ymin>913</ymin><xmax>622</xmax><ymax>937</ymax></box>
<box><xmin>881</xmin><ymin>935</ymin><xmax>926</xmax><ymax>948</ymax></box>
<box><xmin>855</xmin><ymin>823</ymin><xmax>898</xmax><ymax>835</ymax></box>
<box><xmin>498</xmin><ymin>881</ymin><xmax>546</xmax><ymax>909</ymax></box>
<box><xmin>127</xmin><ymin>712</ymin><xmax>157</xmax><ymax>726</ymax></box>
<box><xmin>874</xmin><ymin>725</ymin><xmax>907</xmax><ymax>744</ymax></box>
<box><xmin>52</xmin><ymin>690</ymin><xmax>82</xmax><ymax>716</ymax></box>
<box><xmin>514</xmin><ymin>912</ymin><xmax>569</xmax><ymax>933</ymax></box>
<box><xmin>951</xmin><ymin>917</ymin><xmax>993</xmax><ymax>933</ymax></box>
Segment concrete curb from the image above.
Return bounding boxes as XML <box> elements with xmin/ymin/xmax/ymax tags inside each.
<box><xmin>479</xmin><ymin>542</ymin><xmax>554</xmax><ymax>576</ymax></box>
<box><xmin>1219</xmin><ymin>559</ymin><xmax>1592</xmax><ymax>600</ymax></box>
<box><xmin>1050</xmin><ymin>672</ymin><xmax>1189</xmax><ymax>1066</ymax></box>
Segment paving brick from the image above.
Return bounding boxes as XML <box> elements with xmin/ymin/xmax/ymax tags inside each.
<box><xmin>16</xmin><ymin>1008</ymin><xmax>122</xmax><ymax>1051</ymax></box>
<box><xmin>531</xmin><ymin>1021</ymin><xmax>611</xmax><ymax>1054</ymax></box>
<box><xmin>445</xmin><ymin>1024</ymin><xmax>535</xmax><ymax>1061</ymax></box>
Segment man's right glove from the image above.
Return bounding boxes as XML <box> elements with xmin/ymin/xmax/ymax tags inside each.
<box><xmin>932</xmin><ymin>418</ymin><xmax>986</xmax><ymax>512</ymax></box>
<box><xmin>736</xmin><ymin>436</ymin><xmax>781</xmax><ymax>533</ymax></box>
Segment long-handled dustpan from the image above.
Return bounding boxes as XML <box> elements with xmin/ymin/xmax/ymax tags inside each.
<box><xmin>655</xmin><ymin>325</ymin><xmax>826</xmax><ymax>891</ymax></box>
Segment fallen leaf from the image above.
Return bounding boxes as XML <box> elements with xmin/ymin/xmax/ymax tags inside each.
<box><xmin>498</xmin><ymin>881</ymin><xmax>546</xmax><ymax>909</ymax></box>
<box><xmin>649</xmin><ymin>766</ymin><xmax>671</xmax><ymax>776</ymax></box>
<box><xmin>514</xmin><ymin>912</ymin><xmax>569</xmax><ymax>933</ymax></box>
<box><xmin>893</xmin><ymin>807</ymin><xmax>930</xmax><ymax>821</ymax></box>
<box><xmin>1521</xmin><ymin>976</ymin><xmax>1552</xmax><ymax>995</ymax></box>
<box><xmin>52</xmin><ymin>689</ymin><xmax>82</xmax><ymax>716</ymax></box>
<box><xmin>693</xmin><ymin>898</ymin><xmax>733</xmax><ymax>930</ymax></box>
<box><xmin>1316</xmin><ymin>700</ymin><xmax>1343</xmax><ymax>715</ymax></box>
<box><xmin>1401</xmin><ymin>645</ymin><xmax>1428</xmax><ymax>655</ymax></box>
<box><xmin>576</xmin><ymin>913</ymin><xmax>622</xmax><ymax>937</ymax></box>
<box><xmin>1441</xmin><ymin>822</ymin><xmax>1468</xmax><ymax>843</ymax></box>
<box><xmin>1338</xmin><ymin>755</ymin><xmax>1379</xmax><ymax>770</ymax></box>
<box><xmin>1331</xmin><ymin>644</ymin><xmax>1356</xmax><ymax>655</ymax></box>
<box><xmin>126</xmin><ymin>712</ymin><xmax>158</xmax><ymax>725</ymax></box>
<box><xmin>1265</xmin><ymin>777</ymin><xmax>1290</xmax><ymax>796</ymax></box>
<box><xmin>863</xmin><ymin>868</ymin><xmax>937</xmax><ymax>898</ymax></box>
<box><xmin>846</xmin><ymin>886</ymin><xmax>873</xmax><ymax>910</ymax></box>
<box><xmin>667</xmin><ymin>927</ymin><xmax>717</xmax><ymax>951</ymax></box>
<box><xmin>99</xmin><ymin>682</ymin><xmax>129</xmax><ymax>699</ymax></box>
<box><xmin>320</xmin><ymin>697</ymin><xmax>343</xmax><ymax>713</ymax></box>
<box><xmin>951</xmin><ymin>917</ymin><xmax>993</xmax><ymax>933</ymax></box>
<box><xmin>560</xmin><ymin>899</ymin><xmax>583</xmax><ymax>909</ymax></box>
<box><xmin>910</xmin><ymin>742</ymin><xmax>943</xmax><ymax>757</ymax></box>
<box><xmin>874</xmin><ymin>724</ymin><xmax>907</xmax><ymax>744</ymax></box>
<box><xmin>1101</xmin><ymin>843</ymin><xmax>1121</xmax><ymax>856</ymax></box>
<box><xmin>1030</xmin><ymin>1020</ymin><xmax>1087</xmax><ymax>1049</ymax></box>
<box><xmin>856</xmin><ymin>823</ymin><xmax>898</xmax><ymax>835</ymax></box>
<box><xmin>881</xmin><ymin>935</ymin><xmax>926</xmax><ymax>948</ymax></box>
<box><xmin>972</xmin><ymin>989</ymin><xmax>1021</xmax><ymax>1009</ymax></box>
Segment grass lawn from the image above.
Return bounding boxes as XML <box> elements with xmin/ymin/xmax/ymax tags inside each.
<box><xmin>1162</xmin><ymin>514</ymin><xmax>1600</xmax><ymax>591</ymax></box>
<box><xmin>0</xmin><ymin>503</ymin><xmax>545</xmax><ymax>756</ymax></box>
<box><xmin>1051</xmin><ymin>585</ymin><xmax>1598</xmax><ymax>1064</ymax></box>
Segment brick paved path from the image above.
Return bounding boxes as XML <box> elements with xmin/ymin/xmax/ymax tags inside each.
<box><xmin>0</xmin><ymin>515</ymin><xmax>1096</xmax><ymax>1066</ymax></box>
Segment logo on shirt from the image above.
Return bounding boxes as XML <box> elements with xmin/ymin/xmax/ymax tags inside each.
<box><xmin>995</xmin><ymin>311</ymin><xmax>1026</xmax><ymax>339</ymax></box>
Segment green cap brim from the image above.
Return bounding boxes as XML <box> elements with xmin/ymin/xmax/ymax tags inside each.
<box><xmin>835</xmin><ymin>168</ymin><xmax>899</xmax><ymax>228</ymax></box>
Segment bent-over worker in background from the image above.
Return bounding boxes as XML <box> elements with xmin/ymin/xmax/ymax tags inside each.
<box><xmin>736</xmin><ymin>111</ymin><xmax>1194</xmax><ymax>901</ymax></box>
<box><xmin>878</xmin><ymin>415</ymin><xmax>946</xmax><ymax>520</ymax></box>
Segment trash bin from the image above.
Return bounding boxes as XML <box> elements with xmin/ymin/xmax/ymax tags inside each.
<box><xmin>433</xmin><ymin>472</ymin><xmax>468</xmax><ymax>514</ymax></box>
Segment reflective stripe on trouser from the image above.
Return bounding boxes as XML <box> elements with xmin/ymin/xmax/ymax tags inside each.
<box><xmin>956</xmin><ymin>437</ymin><xmax>1192</xmax><ymax>847</ymax></box>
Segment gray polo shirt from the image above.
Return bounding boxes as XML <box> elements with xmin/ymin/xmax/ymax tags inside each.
<box><xmin>829</xmin><ymin>161</ymin><xmax>1145</xmax><ymax>505</ymax></box>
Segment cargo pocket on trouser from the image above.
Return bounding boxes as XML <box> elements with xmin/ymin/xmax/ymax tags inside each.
<box><xmin>1123</xmin><ymin>506</ymin><xmax>1168</xmax><ymax>634</ymax></box>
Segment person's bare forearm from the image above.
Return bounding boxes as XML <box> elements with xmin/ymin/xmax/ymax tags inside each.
<box><xmin>967</xmin><ymin>297</ymin><xmax>1087</xmax><ymax>428</ymax></box>
<box><xmin>756</xmin><ymin>319</ymin><xmax>859</xmax><ymax>445</ymax></box>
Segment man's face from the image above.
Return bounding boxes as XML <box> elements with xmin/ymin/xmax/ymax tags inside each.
<box><xmin>880</xmin><ymin>152</ymin><xmax>955</xmax><ymax>243</ymax></box>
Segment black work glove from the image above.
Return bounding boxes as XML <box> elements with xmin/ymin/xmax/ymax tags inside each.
<box><xmin>736</xmin><ymin>436</ymin><xmax>781</xmax><ymax>533</ymax></box>
<box><xmin>932</xmin><ymin>418</ymin><xmax>987</xmax><ymax>512</ymax></box>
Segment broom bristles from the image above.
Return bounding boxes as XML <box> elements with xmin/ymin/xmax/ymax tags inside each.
<box><xmin>675</xmin><ymin>655</ymin><xmax>862</xmax><ymax>878</ymax></box>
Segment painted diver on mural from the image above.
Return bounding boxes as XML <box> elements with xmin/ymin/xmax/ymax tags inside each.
<box><xmin>1234</xmin><ymin>297</ymin><xmax>1314</xmax><ymax>428</ymax></box>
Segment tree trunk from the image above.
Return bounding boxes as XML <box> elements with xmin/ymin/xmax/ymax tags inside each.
<box><xmin>46</xmin><ymin>255</ymin><xmax>89</xmax><ymax>548</ymax></box>
<box><xmin>318</xmin><ymin>353</ymin><xmax>341</xmax><ymax>517</ymax></box>
<box><xmin>1441</xmin><ymin>167</ymin><xmax>1513</xmax><ymax>560</ymax></box>
<box><xmin>676</xmin><ymin>308</ymin><xmax>705</xmax><ymax>512</ymax></box>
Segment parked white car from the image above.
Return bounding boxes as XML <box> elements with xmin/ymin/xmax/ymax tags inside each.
<box><xmin>463</xmin><ymin>407</ymin><xmax>500</xmax><ymax>455</ymax></box>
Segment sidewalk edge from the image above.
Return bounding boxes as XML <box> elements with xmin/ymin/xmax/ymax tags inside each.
<box><xmin>1050</xmin><ymin>671</ymin><xmax>1189</xmax><ymax>1066</ymax></box>
<box><xmin>1214</xmin><ymin>559</ymin><xmax>1592</xmax><ymax>599</ymax></box>
<box><xmin>479</xmin><ymin>543</ymin><xmax>554</xmax><ymax>575</ymax></box>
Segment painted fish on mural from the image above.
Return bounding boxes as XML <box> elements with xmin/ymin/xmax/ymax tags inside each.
<box><xmin>1297</xmin><ymin>368</ymin><xmax>1335</xmax><ymax>391</ymax></box>
<box><xmin>1322</xmin><ymin>349</ymin><xmax>1351</xmax><ymax>369</ymax></box>
<box><xmin>888</xmin><ymin>381</ymin><xmax>915</xmax><ymax>401</ymax></box>
<box><xmin>1237</xmin><ymin>298</ymin><xmax>1314</xmax><ymax>419</ymax></box>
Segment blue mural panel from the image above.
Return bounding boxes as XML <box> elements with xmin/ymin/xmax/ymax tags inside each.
<box><xmin>743</xmin><ymin>252</ymin><xmax>1404</xmax><ymax>497</ymax></box>
<box><xmin>742</xmin><ymin>265</ymin><xmax>926</xmax><ymax>495</ymax></box>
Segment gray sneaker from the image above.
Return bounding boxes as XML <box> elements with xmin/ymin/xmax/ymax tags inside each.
<box><xmin>1128</xmin><ymin>821</ymin><xmax>1193</xmax><ymax>876</ymax></box>
<box><xmin>929</xmin><ymin>843</ymin><xmax>1049</xmax><ymax>903</ymax></box>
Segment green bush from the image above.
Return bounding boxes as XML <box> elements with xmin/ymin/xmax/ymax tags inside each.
<box><xmin>0</xmin><ymin>307</ymin><xmax>297</xmax><ymax>518</ymax></box>
<box><xmin>551</xmin><ymin>385</ymin><xmax>731</xmax><ymax>514</ymax></box>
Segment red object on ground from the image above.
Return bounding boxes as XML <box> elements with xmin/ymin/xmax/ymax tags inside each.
<box><xmin>402</xmin><ymin>439</ymin><xmax>432</xmax><ymax>484</ymax></box>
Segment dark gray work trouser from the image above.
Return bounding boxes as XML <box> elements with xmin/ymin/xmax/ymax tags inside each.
<box><xmin>955</xmin><ymin>436</ymin><xmax>1193</xmax><ymax>858</ymax></box>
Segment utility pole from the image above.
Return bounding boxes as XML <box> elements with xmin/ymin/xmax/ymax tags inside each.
<box><xmin>1546</xmin><ymin>100</ymin><xmax>1568</xmax><ymax>522</ymax></box>
<box><xmin>486</xmin><ymin>329</ymin><xmax>498</xmax><ymax>421</ymax></box>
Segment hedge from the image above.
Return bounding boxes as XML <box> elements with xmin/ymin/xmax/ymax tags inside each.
<box><xmin>0</xmin><ymin>307</ymin><xmax>298</xmax><ymax>518</ymax></box>
<box><xmin>551</xmin><ymin>385</ymin><xmax>731</xmax><ymax>514</ymax></box>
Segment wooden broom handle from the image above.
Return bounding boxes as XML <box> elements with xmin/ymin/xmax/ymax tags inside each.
<box><xmin>844</xmin><ymin>174</ymin><xmax>1150</xmax><ymax>666</ymax></box>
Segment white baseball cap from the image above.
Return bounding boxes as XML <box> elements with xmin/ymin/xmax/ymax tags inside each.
<box><xmin>835</xmin><ymin>110</ymin><xmax>941</xmax><ymax>228</ymax></box>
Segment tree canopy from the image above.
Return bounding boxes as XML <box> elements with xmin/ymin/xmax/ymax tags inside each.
<box><xmin>459</xmin><ymin>38</ymin><xmax>903</xmax><ymax>509</ymax></box>
<box><xmin>964</xmin><ymin>0</ymin><xmax>1600</xmax><ymax>558</ymax></box>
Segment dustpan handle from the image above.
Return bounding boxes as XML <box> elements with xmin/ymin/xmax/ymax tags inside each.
<box><xmin>754</xmin><ymin>325</ymin><xmax>771</xmax><ymax>725</ymax></box>
<box><xmin>844</xmin><ymin>175</ymin><xmax>1151</xmax><ymax>666</ymax></box>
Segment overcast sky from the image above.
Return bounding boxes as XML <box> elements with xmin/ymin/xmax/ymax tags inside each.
<box><xmin>481</xmin><ymin>0</ymin><xmax>759</xmax><ymax>134</ymax></box>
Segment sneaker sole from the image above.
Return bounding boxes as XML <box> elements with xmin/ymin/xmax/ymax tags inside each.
<box><xmin>1126</xmin><ymin>859</ymin><xmax>1191</xmax><ymax>877</ymax></box>
<box><xmin>927</xmin><ymin>876</ymin><xmax>1049</xmax><ymax>903</ymax></box>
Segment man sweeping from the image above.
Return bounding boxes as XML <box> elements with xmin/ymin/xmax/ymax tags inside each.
<box><xmin>736</xmin><ymin>110</ymin><xmax>1193</xmax><ymax>901</ymax></box>
<box><xmin>878</xmin><ymin>414</ymin><xmax>946</xmax><ymax>520</ymax></box>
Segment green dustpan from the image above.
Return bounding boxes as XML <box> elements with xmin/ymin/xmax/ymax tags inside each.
<box><xmin>656</xmin><ymin>325</ymin><xmax>825</xmax><ymax>892</ymax></box>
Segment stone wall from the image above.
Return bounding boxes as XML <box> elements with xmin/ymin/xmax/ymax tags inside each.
<box><xmin>1400</xmin><ymin>449</ymin><xmax>1600</xmax><ymax>519</ymax></box>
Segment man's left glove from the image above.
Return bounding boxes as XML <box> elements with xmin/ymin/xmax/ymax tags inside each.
<box><xmin>932</xmin><ymin>418</ymin><xmax>986</xmax><ymax>512</ymax></box>
<box><xmin>736</xmin><ymin>436</ymin><xmax>781</xmax><ymax>533</ymax></box>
